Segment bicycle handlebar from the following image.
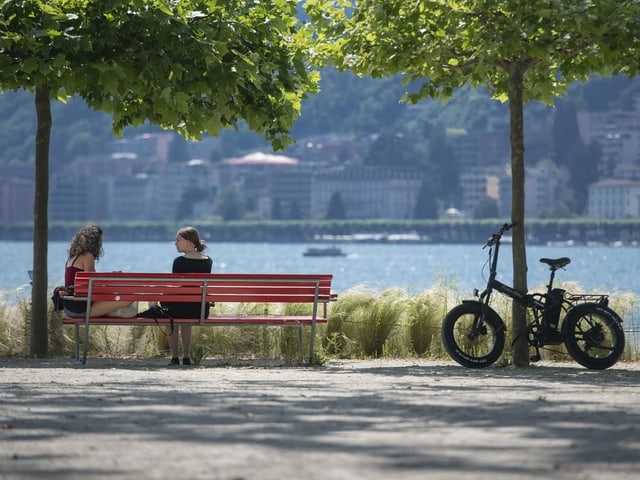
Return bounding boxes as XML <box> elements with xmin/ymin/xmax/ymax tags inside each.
<box><xmin>484</xmin><ymin>222</ymin><xmax>514</xmax><ymax>248</ymax></box>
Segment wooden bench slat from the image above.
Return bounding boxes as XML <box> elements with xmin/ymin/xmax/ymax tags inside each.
<box><xmin>76</xmin><ymin>285</ymin><xmax>331</xmax><ymax>295</ymax></box>
<box><xmin>62</xmin><ymin>315</ymin><xmax>329</xmax><ymax>326</ymax></box>
<box><xmin>73</xmin><ymin>272</ymin><xmax>334</xmax><ymax>282</ymax></box>
<box><xmin>74</xmin><ymin>293</ymin><xmax>332</xmax><ymax>302</ymax></box>
<box><xmin>61</xmin><ymin>272</ymin><xmax>336</xmax><ymax>365</ymax></box>
<box><xmin>75</xmin><ymin>280</ymin><xmax>332</xmax><ymax>287</ymax></box>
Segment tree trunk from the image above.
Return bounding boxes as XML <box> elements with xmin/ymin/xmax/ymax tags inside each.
<box><xmin>30</xmin><ymin>85</ymin><xmax>52</xmax><ymax>356</ymax></box>
<box><xmin>507</xmin><ymin>64</ymin><xmax>529</xmax><ymax>367</ymax></box>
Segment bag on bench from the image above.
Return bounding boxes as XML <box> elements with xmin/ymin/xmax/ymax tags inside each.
<box><xmin>51</xmin><ymin>286</ymin><xmax>74</xmax><ymax>311</ymax></box>
<box><xmin>139</xmin><ymin>305</ymin><xmax>174</xmax><ymax>335</ymax></box>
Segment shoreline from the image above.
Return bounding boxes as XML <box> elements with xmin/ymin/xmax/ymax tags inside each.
<box><xmin>4</xmin><ymin>218</ymin><xmax>640</xmax><ymax>244</ymax></box>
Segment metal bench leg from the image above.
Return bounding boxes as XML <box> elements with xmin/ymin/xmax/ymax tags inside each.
<box><xmin>309</xmin><ymin>320</ymin><xmax>316</xmax><ymax>364</ymax></box>
<box><xmin>297</xmin><ymin>325</ymin><xmax>303</xmax><ymax>362</ymax></box>
<box><xmin>74</xmin><ymin>324</ymin><xmax>80</xmax><ymax>363</ymax></box>
<box><xmin>82</xmin><ymin>320</ymin><xmax>90</xmax><ymax>365</ymax></box>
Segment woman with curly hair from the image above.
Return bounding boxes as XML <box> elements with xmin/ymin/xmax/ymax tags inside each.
<box><xmin>63</xmin><ymin>224</ymin><xmax>133</xmax><ymax>318</ymax></box>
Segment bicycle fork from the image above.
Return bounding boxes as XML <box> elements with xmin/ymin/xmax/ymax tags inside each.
<box><xmin>471</xmin><ymin>289</ymin><xmax>502</xmax><ymax>340</ymax></box>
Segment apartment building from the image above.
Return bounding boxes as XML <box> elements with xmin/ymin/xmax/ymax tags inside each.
<box><xmin>270</xmin><ymin>166</ymin><xmax>315</xmax><ymax>219</ymax></box>
<box><xmin>588</xmin><ymin>179</ymin><xmax>640</xmax><ymax>219</ymax></box>
<box><xmin>310</xmin><ymin>165</ymin><xmax>423</xmax><ymax>219</ymax></box>
<box><xmin>49</xmin><ymin>149</ymin><xmax>215</xmax><ymax>222</ymax></box>
<box><xmin>459</xmin><ymin>166</ymin><xmax>503</xmax><ymax>216</ymax></box>
<box><xmin>577</xmin><ymin>109</ymin><xmax>640</xmax><ymax>178</ymax></box>
<box><xmin>217</xmin><ymin>152</ymin><xmax>299</xmax><ymax>192</ymax></box>
<box><xmin>448</xmin><ymin>124</ymin><xmax>510</xmax><ymax>171</ymax></box>
<box><xmin>0</xmin><ymin>176</ymin><xmax>33</xmax><ymax>223</ymax></box>
<box><xmin>497</xmin><ymin>164</ymin><xmax>562</xmax><ymax>218</ymax></box>
<box><xmin>457</xmin><ymin>163</ymin><xmax>561</xmax><ymax>218</ymax></box>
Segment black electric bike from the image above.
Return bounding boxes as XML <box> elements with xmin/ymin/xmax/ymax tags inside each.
<box><xmin>441</xmin><ymin>223</ymin><xmax>625</xmax><ymax>370</ymax></box>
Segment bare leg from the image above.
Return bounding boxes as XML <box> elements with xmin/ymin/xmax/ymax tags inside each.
<box><xmin>181</xmin><ymin>326</ymin><xmax>192</xmax><ymax>359</ymax></box>
<box><xmin>90</xmin><ymin>301</ymin><xmax>132</xmax><ymax>317</ymax></box>
<box><xmin>167</xmin><ymin>327</ymin><xmax>179</xmax><ymax>358</ymax></box>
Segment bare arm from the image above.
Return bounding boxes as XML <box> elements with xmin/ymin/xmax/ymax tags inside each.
<box><xmin>76</xmin><ymin>252</ymin><xmax>96</xmax><ymax>272</ymax></box>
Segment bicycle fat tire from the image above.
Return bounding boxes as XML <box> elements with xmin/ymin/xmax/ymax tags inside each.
<box><xmin>562</xmin><ymin>303</ymin><xmax>625</xmax><ymax>370</ymax></box>
<box><xmin>441</xmin><ymin>301</ymin><xmax>506</xmax><ymax>368</ymax></box>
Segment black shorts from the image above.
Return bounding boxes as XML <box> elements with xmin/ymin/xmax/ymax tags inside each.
<box><xmin>63</xmin><ymin>299</ymin><xmax>90</xmax><ymax>318</ymax></box>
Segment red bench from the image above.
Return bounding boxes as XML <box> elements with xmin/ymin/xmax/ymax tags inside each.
<box><xmin>61</xmin><ymin>272</ymin><xmax>336</xmax><ymax>365</ymax></box>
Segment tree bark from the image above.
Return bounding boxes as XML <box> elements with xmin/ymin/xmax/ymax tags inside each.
<box><xmin>507</xmin><ymin>63</ymin><xmax>529</xmax><ymax>367</ymax></box>
<box><xmin>30</xmin><ymin>85</ymin><xmax>52</xmax><ymax>356</ymax></box>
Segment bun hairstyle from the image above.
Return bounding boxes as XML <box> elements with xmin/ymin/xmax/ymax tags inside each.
<box><xmin>177</xmin><ymin>226</ymin><xmax>207</xmax><ymax>252</ymax></box>
<box><xmin>69</xmin><ymin>223</ymin><xmax>104</xmax><ymax>259</ymax></box>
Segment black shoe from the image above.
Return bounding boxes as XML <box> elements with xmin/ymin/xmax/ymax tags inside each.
<box><xmin>182</xmin><ymin>357</ymin><xmax>192</xmax><ymax>366</ymax></box>
<box><xmin>168</xmin><ymin>357</ymin><xmax>180</xmax><ymax>366</ymax></box>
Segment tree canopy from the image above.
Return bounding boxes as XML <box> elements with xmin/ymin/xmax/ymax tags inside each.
<box><xmin>0</xmin><ymin>0</ymin><xmax>318</xmax><ymax>355</ymax></box>
<box><xmin>305</xmin><ymin>0</ymin><xmax>640</xmax><ymax>366</ymax></box>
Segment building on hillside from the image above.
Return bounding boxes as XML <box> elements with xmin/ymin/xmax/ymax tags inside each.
<box><xmin>614</xmin><ymin>162</ymin><xmax>640</xmax><ymax>180</ymax></box>
<box><xmin>186</xmin><ymin>136</ymin><xmax>220</xmax><ymax>161</ymax></box>
<box><xmin>50</xmin><ymin>155</ymin><xmax>216</xmax><ymax>222</ymax></box>
<box><xmin>102</xmin><ymin>175</ymin><xmax>152</xmax><ymax>221</ymax></box>
<box><xmin>69</xmin><ymin>153</ymin><xmax>149</xmax><ymax>176</ymax></box>
<box><xmin>448</xmin><ymin>125</ymin><xmax>510</xmax><ymax>171</ymax></box>
<box><xmin>588</xmin><ymin>179</ymin><xmax>640</xmax><ymax>219</ymax></box>
<box><xmin>50</xmin><ymin>134</ymin><xmax>183</xmax><ymax>221</ymax></box>
<box><xmin>0</xmin><ymin>176</ymin><xmax>34</xmax><ymax>223</ymax></box>
<box><xmin>284</xmin><ymin>134</ymin><xmax>370</xmax><ymax>164</ymax></box>
<box><xmin>50</xmin><ymin>175</ymin><xmax>94</xmax><ymax>221</ymax></box>
<box><xmin>0</xmin><ymin>166</ymin><xmax>34</xmax><ymax>223</ymax></box>
<box><xmin>459</xmin><ymin>163</ymin><xmax>562</xmax><ymax>218</ymax></box>
<box><xmin>51</xmin><ymin>173</ymin><xmax>191</xmax><ymax>222</ymax></box>
<box><xmin>447</xmin><ymin>130</ymin><xmax>479</xmax><ymax>171</ymax></box>
<box><xmin>270</xmin><ymin>166</ymin><xmax>316</xmax><ymax>220</ymax></box>
<box><xmin>497</xmin><ymin>164</ymin><xmax>564</xmax><ymax>218</ymax></box>
<box><xmin>214</xmin><ymin>152</ymin><xmax>299</xmax><ymax>193</ymax></box>
<box><xmin>576</xmin><ymin>109</ymin><xmax>640</xmax><ymax>178</ymax></box>
<box><xmin>459</xmin><ymin>166</ymin><xmax>504</xmax><ymax>216</ymax></box>
<box><xmin>111</xmin><ymin>132</ymin><xmax>174</xmax><ymax>169</ymax></box>
<box><xmin>310</xmin><ymin>165</ymin><xmax>423</xmax><ymax>219</ymax></box>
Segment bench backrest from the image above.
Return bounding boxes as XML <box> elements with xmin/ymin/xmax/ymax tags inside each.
<box><xmin>72</xmin><ymin>272</ymin><xmax>334</xmax><ymax>304</ymax></box>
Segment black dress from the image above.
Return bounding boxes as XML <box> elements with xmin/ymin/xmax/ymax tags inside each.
<box><xmin>164</xmin><ymin>255</ymin><xmax>213</xmax><ymax>318</ymax></box>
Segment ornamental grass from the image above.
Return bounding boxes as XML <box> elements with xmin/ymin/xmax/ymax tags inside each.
<box><xmin>0</xmin><ymin>282</ymin><xmax>639</xmax><ymax>364</ymax></box>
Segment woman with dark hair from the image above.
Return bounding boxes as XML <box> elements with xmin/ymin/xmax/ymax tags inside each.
<box><xmin>166</xmin><ymin>226</ymin><xmax>213</xmax><ymax>366</ymax></box>
<box><xmin>63</xmin><ymin>224</ymin><xmax>133</xmax><ymax>318</ymax></box>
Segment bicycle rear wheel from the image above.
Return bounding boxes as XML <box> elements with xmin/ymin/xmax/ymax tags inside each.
<box><xmin>562</xmin><ymin>304</ymin><xmax>625</xmax><ymax>370</ymax></box>
<box><xmin>441</xmin><ymin>301</ymin><xmax>505</xmax><ymax>368</ymax></box>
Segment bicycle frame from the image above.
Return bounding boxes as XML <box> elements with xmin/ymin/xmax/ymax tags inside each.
<box><xmin>479</xmin><ymin>228</ymin><xmax>609</xmax><ymax>318</ymax></box>
<box><xmin>477</xmin><ymin>228</ymin><xmax>544</xmax><ymax>313</ymax></box>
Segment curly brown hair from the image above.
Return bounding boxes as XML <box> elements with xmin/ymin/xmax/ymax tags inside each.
<box><xmin>68</xmin><ymin>224</ymin><xmax>104</xmax><ymax>259</ymax></box>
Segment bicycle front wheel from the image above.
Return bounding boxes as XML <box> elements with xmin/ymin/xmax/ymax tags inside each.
<box><xmin>562</xmin><ymin>304</ymin><xmax>625</xmax><ymax>370</ymax></box>
<box><xmin>441</xmin><ymin>301</ymin><xmax>506</xmax><ymax>368</ymax></box>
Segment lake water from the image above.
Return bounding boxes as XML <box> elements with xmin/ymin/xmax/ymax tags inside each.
<box><xmin>2</xmin><ymin>240</ymin><xmax>639</xmax><ymax>296</ymax></box>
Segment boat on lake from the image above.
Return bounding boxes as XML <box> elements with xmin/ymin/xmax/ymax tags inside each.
<box><xmin>303</xmin><ymin>246</ymin><xmax>347</xmax><ymax>257</ymax></box>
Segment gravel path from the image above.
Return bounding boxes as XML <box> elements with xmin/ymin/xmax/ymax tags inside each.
<box><xmin>1</xmin><ymin>358</ymin><xmax>640</xmax><ymax>480</ymax></box>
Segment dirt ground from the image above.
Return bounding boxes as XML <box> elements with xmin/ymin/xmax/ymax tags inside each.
<box><xmin>1</xmin><ymin>357</ymin><xmax>639</xmax><ymax>480</ymax></box>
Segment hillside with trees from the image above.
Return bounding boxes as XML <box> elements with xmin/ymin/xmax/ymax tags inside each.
<box><xmin>2</xmin><ymin>71</ymin><xmax>640</xmax><ymax>219</ymax></box>
<box><xmin>2</xmin><ymin>71</ymin><xmax>639</xmax><ymax>168</ymax></box>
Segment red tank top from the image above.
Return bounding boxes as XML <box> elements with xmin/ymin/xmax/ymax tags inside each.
<box><xmin>65</xmin><ymin>255</ymin><xmax>83</xmax><ymax>286</ymax></box>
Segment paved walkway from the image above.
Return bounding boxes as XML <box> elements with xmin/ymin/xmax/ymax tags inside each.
<box><xmin>1</xmin><ymin>358</ymin><xmax>639</xmax><ymax>480</ymax></box>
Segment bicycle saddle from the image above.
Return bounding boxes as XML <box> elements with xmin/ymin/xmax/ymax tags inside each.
<box><xmin>539</xmin><ymin>257</ymin><xmax>571</xmax><ymax>269</ymax></box>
